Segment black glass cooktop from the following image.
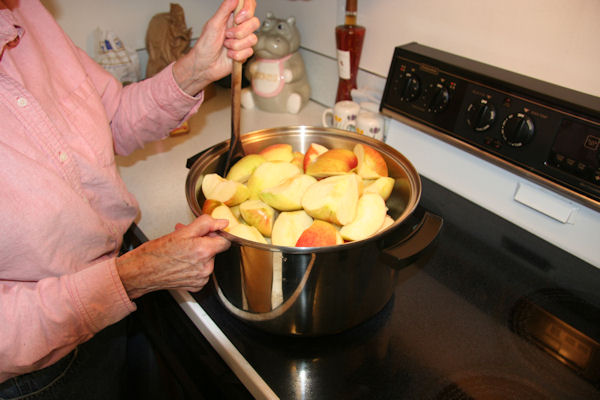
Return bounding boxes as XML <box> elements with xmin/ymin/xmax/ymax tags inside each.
<box><xmin>192</xmin><ymin>176</ymin><xmax>600</xmax><ymax>400</ymax></box>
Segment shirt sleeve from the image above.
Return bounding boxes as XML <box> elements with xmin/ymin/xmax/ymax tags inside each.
<box><xmin>0</xmin><ymin>259</ymin><xmax>136</xmax><ymax>382</ymax></box>
<box><xmin>76</xmin><ymin>48</ymin><xmax>204</xmax><ymax>156</ymax></box>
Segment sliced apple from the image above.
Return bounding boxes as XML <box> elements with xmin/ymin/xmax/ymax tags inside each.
<box><xmin>225</xmin><ymin>154</ymin><xmax>266</xmax><ymax>183</ymax></box>
<box><xmin>227</xmin><ymin>223</ymin><xmax>268</xmax><ymax>244</ymax></box>
<box><xmin>271</xmin><ymin>210</ymin><xmax>313</xmax><ymax>247</ymax></box>
<box><xmin>377</xmin><ymin>214</ymin><xmax>395</xmax><ymax>233</ymax></box>
<box><xmin>259</xmin><ymin>174</ymin><xmax>317</xmax><ymax>211</ymax></box>
<box><xmin>301</xmin><ymin>173</ymin><xmax>361</xmax><ymax>226</ymax></box>
<box><xmin>258</xmin><ymin>143</ymin><xmax>294</xmax><ymax>162</ymax></box>
<box><xmin>305</xmin><ymin>148</ymin><xmax>358</xmax><ymax>178</ymax></box>
<box><xmin>296</xmin><ymin>220</ymin><xmax>343</xmax><ymax>247</ymax></box>
<box><xmin>210</xmin><ymin>204</ymin><xmax>240</xmax><ymax>231</ymax></box>
<box><xmin>230</xmin><ymin>204</ymin><xmax>242</xmax><ymax>219</ymax></box>
<box><xmin>303</xmin><ymin>143</ymin><xmax>328</xmax><ymax>172</ymax></box>
<box><xmin>340</xmin><ymin>193</ymin><xmax>388</xmax><ymax>241</ymax></box>
<box><xmin>201</xmin><ymin>173</ymin><xmax>250</xmax><ymax>206</ymax></box>
<box><xmin>353</xmin><ymin>143</ymin><xmax>388</xmax><ymax>179</ymax></box>
<box><xmin>363</xmin><ymin>176</ymin><xmax>395</xmax><ymax>200</ymax></box>
<box><xmin>201</xmin><ymin>199</ymin><xmax>222</xmax><ymax>215</ymax></box>
<box><xmin>291</xmin><ymin>151</ymin><xmax>304</xmax><ymax>170</ymax></box>
<box><xmin>239</xmin><ymin>199</ymin><xmax>276</xmax><ymax>237</ymax></box>
<box><xmin>246</xmin><ymin>161</ymin><xmax>302</xmax><ymax>199</ymax></box>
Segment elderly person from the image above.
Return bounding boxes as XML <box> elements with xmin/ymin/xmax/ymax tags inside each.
<box><xmin>0</xmin><ymin>0</ymin><xmax>259</xmax><ymax>398</ymax></box>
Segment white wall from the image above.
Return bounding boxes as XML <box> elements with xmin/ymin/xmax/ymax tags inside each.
<box><xmin>41</xmin><ymin>0</ymin><xmax>221</xmax><ymax>56</ymax></box>
<box><xmin>45</xmin><ymin>0</ymin><xmax>600</xmax><ymax>102</ymax></box>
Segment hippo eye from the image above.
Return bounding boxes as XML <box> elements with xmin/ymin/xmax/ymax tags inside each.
<box><xmin>277</xmin><ymin>23</ymin><xmax>285</xmax><ymax>31</ymax></box>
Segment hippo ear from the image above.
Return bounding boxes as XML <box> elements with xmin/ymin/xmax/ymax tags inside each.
<box><xmin>266</xmin><ymin>11</ymin><xmax>274</xmax><ymax>19</ymax></box>
<box><xmin>287</xmin><ymin>16</ymin><xmax>296</xmax><ymax>26</ymax></box>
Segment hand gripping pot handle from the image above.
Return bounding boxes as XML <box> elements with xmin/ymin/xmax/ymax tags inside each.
<box><xmin>380</xmin><ymin>211</ymin><xmax>443</xmax><ymax>269</ymax></box>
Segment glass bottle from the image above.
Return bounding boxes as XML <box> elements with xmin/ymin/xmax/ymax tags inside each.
<box><xmin>335</xmin><ymin>0</ymin><xmax>366</xmax><ymax>102</ymax></box>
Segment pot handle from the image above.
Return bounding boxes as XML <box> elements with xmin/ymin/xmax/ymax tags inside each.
<box><xmin>380</xmin><ymin>211</ymin><xmax>443</xmax><ymax>269</ymax></box>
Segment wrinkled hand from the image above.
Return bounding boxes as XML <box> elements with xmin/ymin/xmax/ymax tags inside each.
<box><xmin>173</xmin><ymin>0</ymin><xmax>260</xmax><ymax>96</ymax></box>
<box><xmin>116</xmin><ymin>215</ymin><xmax>231</xmax><ymax>299</ymax></box>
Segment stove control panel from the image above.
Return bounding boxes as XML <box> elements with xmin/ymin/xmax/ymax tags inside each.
<box><xmin>381</xmin><ymin>42</ymin><xmax>600</xmax><ymax>210</ymax></box>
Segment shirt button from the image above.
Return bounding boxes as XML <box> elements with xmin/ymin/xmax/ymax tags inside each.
<box><xmin>58</xmin><ymin>151</ymin><xmax>68</xmax><ymax>162</ymax></box>
<box><xmin>17</xmin><ymin>97</ymin><xmax>28</xmax><ymax>107</ymax></box>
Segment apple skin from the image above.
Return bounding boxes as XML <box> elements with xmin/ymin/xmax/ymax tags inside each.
<box><xmin>258</xmin><ymin>143</ymin><xmax>294</xmax><ymax>162</ymax></box>
<box><xmin>354</xmin><ymin>144</ymin><xmax>388</xmax><ymax>179</ymax></box>
<box><xmin>246</xmin><ymin>161</ymin><xmax>302</xmax><ymax>200</ymax></box>
<box><xmin>301</xmin><ymin>173</ymin><xmax>362</xmax><ymax>226</ymax></box>
<box><xmin>363</xmin><ymin>176</ymin><xmax>395</xmax><ymax>201</ymax></box>
<box><xmin>259</xmin><ymin>174</ymin><xmax>317</xmax><ymax>211</ymax></box>
<box><xmin>303</xmin><ymin>143</ymin><xmax>328</xmax><ymax>172</ymax></box>
<box><xmin>201</xmin><ymin>199</ymin><xmax>222</xmax><ymax>215</ymax></box>
<box><xmin>201</xmin><ymin>173</ymin><xmax>250</xmax><ymax>206</ymax></box>
<box><xmin>271</xmin><ymin>210</ymin><xmax>313</xmax><ymax>247</ymax></box>
<box><xmin>226</xmin><ymin>154</ymin><xmax>266</xmax><ymax>183</ymax></box>
<box><xmin>296</xmin><ymin>220</ymin><xmax>343</xmax><ymax>247</ymax></box>
<box><xmin>291</xmin><ymin>151</ymin><xmax>304</xmax><ymax>170</ymax></box>
<box><xmin>210</xmin><ymin>204</ymin><xmax>240</xmax><ymax>231</ymax></box>
<box><xmin>239</xmin><ymin>199</ymin><xmax>276</xmax><ymax>237</ymax></box>
<box><xmin>339</xmin><ymin>192</ymin><xmax>388</xmax><ymax>241</ymax></box>
<box><xmin>305</xmin><ymin>148</ymin><xmax>358</xmax><ymax>178</ymax></box>
<box><xmin>227</xmin><ymin>223</ymin><xmax>268</xmax><ymax>244</ymax></box>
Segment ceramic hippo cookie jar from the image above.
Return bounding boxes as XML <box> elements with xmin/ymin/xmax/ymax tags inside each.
<box><xmin>241</xmin><ymin>12</ymin><xmax>311</xmax><ymax>114</ymax></box>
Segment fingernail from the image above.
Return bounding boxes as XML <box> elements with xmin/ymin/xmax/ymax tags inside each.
<box><xmin>236</xmin><ymin>10</ymin><xmax>247</xmax><ymax>21</ymax></box>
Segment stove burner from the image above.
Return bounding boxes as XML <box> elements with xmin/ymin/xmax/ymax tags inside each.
<box><xmin>509</xmin><ymin>288</ymin><xmax>600</xmax><ymax>394</ymax></box>
<box><xmin>432</xmin><ymin>373</ymin><xmax>549</xmax><ymax>400</ymax></box>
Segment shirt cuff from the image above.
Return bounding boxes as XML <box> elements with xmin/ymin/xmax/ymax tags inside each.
<box><xmin>67</xmin><ymin>259</ymin><xmax>136</xmax><ymax>333</ymax></box>
<box><xmin>155</xmin><ymin>62</ymin><xmax>204</xmax><ymax>123</ymax></box>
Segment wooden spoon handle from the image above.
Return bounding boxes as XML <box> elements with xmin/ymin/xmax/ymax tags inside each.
<box><xmin>231</xmin><ymin>0</ymin><xmax>244</xmax><ymax>155</ymax></box>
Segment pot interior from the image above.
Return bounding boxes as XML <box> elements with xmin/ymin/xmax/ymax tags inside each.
<box><xmin>186</xmin><ymin>126</ymin><xmax>421</xmax><ymax>251</ymax></box>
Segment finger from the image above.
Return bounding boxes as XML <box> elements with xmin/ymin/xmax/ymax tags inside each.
<box><xmin>197</xmin><ymin>233</ymin><xmax>231</xmax><ymax>254</ymax></box>
<box><xmin>174</xmin><ymin>223</ymin><xmax>186</xmax><ymax>230</ymax></box>
<box><xmin>186</xmin><ymin>214</ymin><xmax>229</xmax><ymax>237</ymax></box>
<box><xmin>228</xmin><ymin>48</ymin><xmax>254</xmax><ymax>63</ymax></box>
<box><xmin>213</xmin><ymin>0</ymin><xmax>240</xmax><ymax>26</ymax></box>
<box><xmin>235</xmin><ymin>0</ymin><xmax>256</xmax><ymax>24</ymax></box>
<box><xmin>226</xmin><ymin>17</ymin><xmax>260</xmax><ymax>40</ymax></box>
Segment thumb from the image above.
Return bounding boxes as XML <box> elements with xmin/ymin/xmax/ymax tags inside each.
<box><xmin>212</xmin><ymin>0</ymin><xmax>239</xmax><ymax>26</ymax></box>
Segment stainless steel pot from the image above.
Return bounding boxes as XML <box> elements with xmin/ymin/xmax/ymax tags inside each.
<box><xmin>186</xmin><ymin>126</ymin><xmax>442</xmax><ymax>336</ymax></box>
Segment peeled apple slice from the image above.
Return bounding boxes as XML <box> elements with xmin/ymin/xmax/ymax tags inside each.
<box><xmin>202</xmin><ymin>173</ymin><xmax>249</xmax><ymax>206</ymax></box>
<box><xmin>227</xmin><ymin>224</ymin><xmax>268</xmax><ymax>244</ymax></box>
<box><xmin>340</xmin><ymin>193</ymin><xmax>388</xmax><ymax>241</ymax></box>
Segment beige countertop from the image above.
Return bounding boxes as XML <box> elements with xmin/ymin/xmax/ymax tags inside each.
<box><xmin>116</xmin><ymin>86</ymin><xmax>325</xmax><ymax>240</ymax></box>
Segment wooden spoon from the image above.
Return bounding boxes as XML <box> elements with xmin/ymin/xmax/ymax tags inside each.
<box><xmin>221</xmin><ymin>0</ymin><xmax>246</xmax><ymax>176</ymax></box>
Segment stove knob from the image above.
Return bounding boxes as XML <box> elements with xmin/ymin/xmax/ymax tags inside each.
<box><xmin>501</xmin><ymin>113</ymin><xmax>535</xmax><ymax>147</ymax></box>
<box><xmin>425</xmin><ymin>82</ymin><xmax>450</xmax><ymax>113</ymax></box>
<box><xmin>466</xmin><ymin>98</ymin><xmax>496</xmax><ymax>131</ymax></box>
<box><xmin>399</xmin><ymin>72</ymin><xmax>421</xmax><ymax>102</ymax></box>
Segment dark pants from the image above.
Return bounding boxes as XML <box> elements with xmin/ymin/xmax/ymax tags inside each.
<box><xmin>0</xmin><ymin>310</ymin><xmax>187</xmax><ymax>400</ymax></box>
<box><xmin>0</xmin><ymin>319</ymin><xmax>128</xmax><ymax>399</ymax></box>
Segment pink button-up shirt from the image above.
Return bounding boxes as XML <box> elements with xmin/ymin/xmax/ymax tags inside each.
<box><xmin>0</xmin><ymin>0</ymin><xmax>202</xmax><ymax>382</ymax></box>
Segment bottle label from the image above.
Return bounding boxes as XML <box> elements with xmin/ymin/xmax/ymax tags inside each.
<box><xmin>337</xmin><ymin>49</ymin><xmax>351</xmax><ymax>80</ymax></box>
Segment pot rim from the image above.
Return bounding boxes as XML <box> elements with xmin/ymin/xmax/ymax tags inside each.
<box><xmin>185</xmin><ymin>125</ymin><xmax>422</xmax><ymax>254</ymax></box>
